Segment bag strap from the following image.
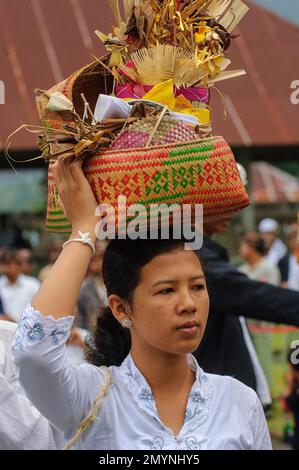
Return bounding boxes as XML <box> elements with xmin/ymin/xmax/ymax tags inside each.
<box><xmin>64</xmin><ymin>366</ymin><xmax>113</xmax><ymax>450</ymax></box>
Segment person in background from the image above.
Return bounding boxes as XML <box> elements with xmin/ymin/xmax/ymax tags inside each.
<box><xmin>0</xmin><ymin>249</ymin><xmax>40</xmax><ymax>323</ymax></box>
<box><xmin>278</xmin><ymin>223</ymin><xmax>299</xmax><ymax>371</ymax></box>
<box><xmin>0</xmin><ymin>216</ymin><xmax>30</xmax><ymax>249</ymax></box>
<box><xmin>197</xmin><ymin>218</ymin><xmax>272</xmax><ymax>407</ymax></box>
<box><xmin>77</xmin><ymin>240</ymin><xmax>108</xmax><ymax>331</ymax></box>
<box><xmin>16</xmin><ymin>248</ymin><xmax>34</xmax><ymax>276</ymax></box>
<box><xmin>194</xmin><ymin>165</ymin><xmax>299</xmax><ymax>398</ymax></box>
<box><xmin>280</xmin><ymin>346</ymin><xmax>299</xmax><ymax>450</ymax></box>
<box><xmin>278</xmin><ymin>223</ymin><xmax>299</xmax><ymax>291</ymax></box>
<box><xmin>38</xmin><ymin>239</ymin><xmax>63</xmax><ymax>283</ymax></box>
<box><xmin>0</xmin><ymin>296</ymin><xmax>4</xmax><ymax>316</ymax></box>
<box><xmin>258</xmin><ymin>218</ymin><xmax>287</xmax><ymax>265</ymax></box>
<box><xmin>239</xmin><ymin>232</ymin><xmax>281</xmax><ymax>286</ymax></box>
<box><xmin>239</xmin><ymin>232</ymin><xmax>281</xmax><ymax>392</ymax></box>
<box><xmin>0</xmin><ymin>320</ymin><xmax>65</xmax><ymax>449</ymax></box>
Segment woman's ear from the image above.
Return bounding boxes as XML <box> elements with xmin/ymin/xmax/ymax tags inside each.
<box><xmin>108</xmin><ymin>294</ymin><xmax>131</xmax><ymax>325</ymax></box>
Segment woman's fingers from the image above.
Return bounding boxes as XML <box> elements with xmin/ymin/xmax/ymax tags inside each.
<box><xmin>59</xmin><ymin>154</ymin><xmax>70</xmax><ymax>183</ymax></box>
<box><xmin>49</xmin><ymin>161</ymin><xmax>61</xmax><ymax>187</ymax></box>
<box><xmin>69</xmin><ymin>158</ymin><xmax>86</xmax><ymax>188</ymax></box>
<box><xmin>55</xmin><ymin>154</ymin><xmax>78</xmax><ymax>192</ymax></box>
<box><xmin>49</xmin><ymin>153</ymin><xmax>97</xmax><ymax>227</ymax></box>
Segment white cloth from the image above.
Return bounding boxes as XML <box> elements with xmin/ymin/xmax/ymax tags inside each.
<box><xmin>65</xmin><ymin>328</ymin><xmax>87</xmax><ymax>366</ymax></box>
<box><xmin>287</xmin><ymin>254</ymin><xmax>299</xmax><ymax>291</ymax></box>
<box><xmin>0</xmin><ymin>275</ymin><xmax>40</xmax><ymax>322</ymax></box>
<box><xmin>239</xmin><ymin>257</ymin><xmax>280</xmax><ymax>403</ymax></box>
<box><xmin>94</xmin><ymin>94</ymin><xmax>131</xmax><ymax>122</ymax></box>
<box><xmin>239</xmin><ymin>257</ymin><xmax>281</xmax><ymax>286</ymax></box>
<box><xmin>13</xmin><ymin>306</ymin><xmax>272</xmax><ymax>450</ymax></box>
<box><xmin>239</xmin><ymin>317</ymin><xmax>272</xmax><ymax>407</ymax></box>
<box><xmin>0</xmin><ymin>320</ymin><xmax>65</xmax><ymax>450</ymax></box>
<box><xmin>266</xmin><ymin>239</ymin><xmax>287</xmax><ymax>265</ymax></box>
<box><xmin>93</xmin><ymin>94</ymin><xmax>200</xmax><ymax>126</ymax></box>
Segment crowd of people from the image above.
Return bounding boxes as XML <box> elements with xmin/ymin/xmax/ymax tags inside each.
<box><xmin>0</xmin><ymin>213</ymin><xmax>298</xmax><ymax>450</ymax></box>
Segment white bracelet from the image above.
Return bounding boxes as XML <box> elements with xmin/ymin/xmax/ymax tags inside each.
<box><xmin>63</xmin><ymin>231</ymin><xmax>96</xmax><ymax>256</ymax></box>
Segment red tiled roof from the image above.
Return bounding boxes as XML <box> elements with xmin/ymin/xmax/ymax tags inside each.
<box><xmin>0</xmin><ymin>0</ymin><xmax>298</xmax><ymax>151</ymax></box>
<box><xmin>251</xmin><ymin>162</ymin><xmax>299</xmax><ymax>203</ymax></box>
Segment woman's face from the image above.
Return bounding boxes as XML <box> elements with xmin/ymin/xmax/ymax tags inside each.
<box><xmin>128</xmin><ymin>248</ymin><xmax>210</xmax><ymax>356</ymax></box>
<box><xmin>239</xmin><ymin>240</ymin><xmax>252</xmax><ymax>260</ymax></box>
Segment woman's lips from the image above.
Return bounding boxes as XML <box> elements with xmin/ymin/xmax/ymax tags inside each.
<box><xmin>176</xmin><ymin>322</ymin><xmax>199</xmax><ymax>336</ymax></box>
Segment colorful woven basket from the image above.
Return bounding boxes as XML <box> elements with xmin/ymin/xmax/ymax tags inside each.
<box><xmin>37</xmin><ymin>59</ymin><xmax>249</xmax><ymax>233</ymax></box>
<box><xmin>37</xmin><ymin>59</ymin><xmax>114</xmax><ymax>121</ymax></box>
<box><xmin>46</xmin><ymin>135</ymin><xmax>249</xmax><ymax>233</ymax></box>
<box><xmin>111</xmin><ymin>116</ymin><xmax>200</xmax><ymax>149</ymax></box>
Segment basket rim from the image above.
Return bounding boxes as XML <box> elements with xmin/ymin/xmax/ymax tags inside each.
<box><xmin>97</xmin><ymin>135</ymin><xmax>229</xmax><ymax>157</ymax></box>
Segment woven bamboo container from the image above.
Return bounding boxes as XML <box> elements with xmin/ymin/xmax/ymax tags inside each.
<box><xmin>38</xmin><ymin>60</ymin><xmax>249</xmax><ymax>233</ymax></box>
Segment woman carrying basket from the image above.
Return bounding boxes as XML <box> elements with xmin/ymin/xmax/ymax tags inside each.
<box><xmin>12</xmin><ymin>156</ymin><xmax>271</xmax><ymax>450</ymax></box>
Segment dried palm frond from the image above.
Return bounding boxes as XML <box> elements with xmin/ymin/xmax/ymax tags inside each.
<box><xmin>210</xmin><ymin>69</ymin><xmax>246</xmax><ymax>83</ymax></box>
<box><xmin>123</xmin><ymin>0</ymin><xmax>134</xmax><ymax>21</ymax></box>
<box><xmin>95</xmin><ymin>0</ymin><xmax>249</xmax><ymax>88</ymax></box>
<box><xmin>6</xmin><ymin>90</ymin><xmax>140</xmax><ymax>165</ymax></box>
<box><xmin>220</xmin><ymin>0</ymin><xmax>249</xmax><ymax>32</ymax></box>
<box><xmin>109</xmin><ymin>0</ymin><xmax>122</xmax><ymax>26</ymax></box>
<box><xmin>38</xmin><ymin>115</ymin><xmax>140</xmax><ymax>161</ymax></box>
<box><xmin>204</xmin><ymin>0</ymin><xmax>234</xmax><ymax>18</ymax></box>
<box><xmin>131</xmin><ymin>45</ymin><xmax>207</xmax><ymax>87</ymax></box>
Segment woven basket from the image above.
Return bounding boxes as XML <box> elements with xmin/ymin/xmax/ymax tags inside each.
<box><xmin>38</xmin><ymin>59</ymin><xmax>249</xmax><ymax>233</ymax></box>
<box><xmin>37</xmin><ymin>58</ymin><xmax>114</xmax><ymax>121</ymax></box>
<box><xmin>46</xmin><ymin>135</ymin><xmax>249</xmax><ymax>233</ymax></box>
<box><xmin>111</xmin><ymin>116</ymin><xmax>200</xmax><ymax>149</ymax></box>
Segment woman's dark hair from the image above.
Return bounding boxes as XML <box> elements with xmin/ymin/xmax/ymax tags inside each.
<box><xmin>85</xmin><ymin>236</ymin><xmax>200</xmax><ymax>367</ymax></box>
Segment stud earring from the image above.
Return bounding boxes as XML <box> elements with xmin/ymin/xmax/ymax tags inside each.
<box><xmin>121</xmin><ymin>318</ymin><xmax>132</xmax><ymax>329</ymax></box>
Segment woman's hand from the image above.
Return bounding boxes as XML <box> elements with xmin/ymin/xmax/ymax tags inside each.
<box><xmin>50</xmin><ymin>154</ymin><xmax>98</xmax><ymax>235</ymax></box>
<box><xmin>31</xmin><ymin>154</ymin><xmax>101</xmax><ymax>318</ymax></box>
<box><xmin>32</xmin><ymin>154</ymin><xmax>101</xmax><ymax>318</ymax></box>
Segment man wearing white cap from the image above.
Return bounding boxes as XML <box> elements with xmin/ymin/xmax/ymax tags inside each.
<box><xmin>258</xmin><ymin>218</ymin><xmax>287</xmax><ymax>265</ymax></box>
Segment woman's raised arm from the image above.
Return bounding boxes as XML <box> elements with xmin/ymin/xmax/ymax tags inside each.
<box><xmin>32</xmin><ymin>155</ymin><xmax>99</xmax><ymax>318</ymax></box>
<box><xmin>12</xmin><ymin>156</ymin><xmax>105</xmax><ymax>437</ymax></box>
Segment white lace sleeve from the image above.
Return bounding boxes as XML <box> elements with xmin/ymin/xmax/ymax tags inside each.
<box><xmin>13</xmin><ymin>306</ymin><xmax>106</xmax><ymax>437</ymax></box>
<box><xmin>250</xmin><ymin>393</ymin><xmax>273</xmax><ymax>450</ymax></box>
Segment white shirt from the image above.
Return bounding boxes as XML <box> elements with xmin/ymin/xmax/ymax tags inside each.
<box><xmin>266</xmin><ymin>239</ymin><xmax>287</xmax><ymax>265</ymax></box>
<box><xmin>238</xmin><ymin>317</ymin><xmax>272</xmax><ymax>407</ymax></box>
<box><xmin>13</xmin><ymin>306</ymin><xmax>272</xmax><ymax>450</ymax></box>
<box><xmin>288</xmin><ymin>254</ymin><xmax>299</xmax><ymax>291</ymax></box>
<box><xmin>0</xmin><ymin>320</ymin><xmax>65</xmax><ymax>450</ymax></box>
<box><xmin>0</xmin><ymin>275</ymin><xmax>40</xmax><ymax>322</ymax></box>
<box><xmin>239</xmin><ymin>257</ymin><xmax>280</xmax><ymax>406</ymax></box>
<box><xmin>239</xmin><ymin>257</ymin><xmax>281</xmax><ymax>286</ymax></box>
<box><xmin>65</xmin><ymin>328</ymin><xmax>87</xmax><ymax>366</ymax></box>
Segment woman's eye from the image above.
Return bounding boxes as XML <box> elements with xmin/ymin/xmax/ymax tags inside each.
<box><xmin>158</xmin><ymin>288</ymin><xmax>174</xmax><ymax>295</ymax></box>
<box><xmin>192</xmin><ymin>284</ymin><xmax>205</xmax><ymax>291</ymax></box>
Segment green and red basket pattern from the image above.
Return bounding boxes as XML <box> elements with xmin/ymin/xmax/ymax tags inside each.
<box><xmin>46</xmin><ymin>135</ymin><xmax>249</xmax><ymax>233</ymax></box>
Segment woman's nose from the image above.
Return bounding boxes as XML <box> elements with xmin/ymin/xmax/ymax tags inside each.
<box><xmin>176</xmin><ymin>289</ymin><xmax>196</xmax><ymax>314</ymax></box>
